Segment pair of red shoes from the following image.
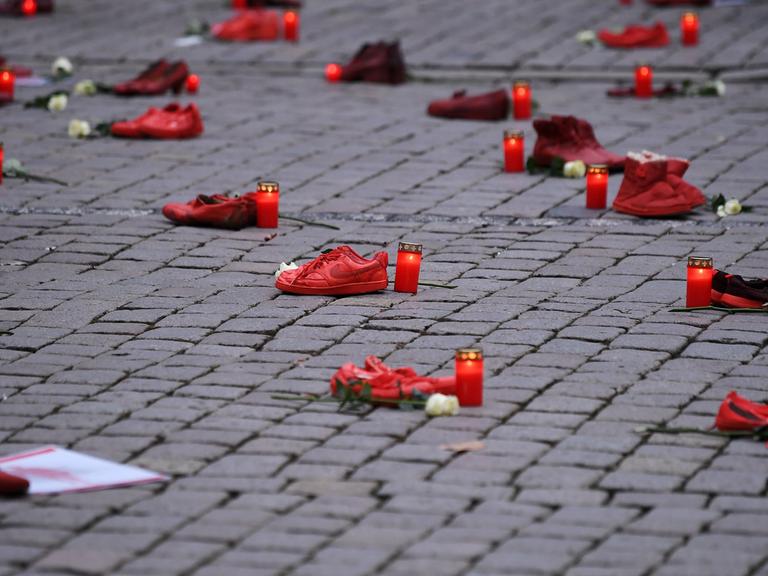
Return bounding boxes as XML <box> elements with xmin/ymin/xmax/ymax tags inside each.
<box><xmin>716</xmin><ymin>392</ymin><xmax>768</xmax><ymax>433</ymax></box>
<box><xmin>532</xmin><ymin>115</ymin><xmax>626</xmax><ymax>171</ymax></box>
<box><xmin>162</xmin><ymin>193</ymin><xmax>257</xmax><ymax>230</ymax></box>
<box><xmin>331</xmin><ymin>356</ymin><xmax>456</xmax><ymax>404</ymax></box>
<box><xmin>598</xmin><ymin>22</ymin><xmax>670</xmax><ymax>48</ymax></box>
<box><xmin>427</xmin><ymin>89</ymin><xmax>509</xmax><ymax>121</ymax></box>
<box><xmin>111</xmin><ymin>103</ymin><xmax>203</xmax><ymax>139</ymax></box>
<box><xmin>328</xmin><ymin>42</ymin><xmax>407</xmax><ymax>85</ymax></box>
<box><xmin>213</xmin><ymin>9</ymin><xmax>280</xmax><ymax>42</ymax></box>
<box><xmin>276</xmin><ymin>246</ymin><xmax>389</xmax><ymax>296</ymax></box>
<box><xmin>612</xmin><ymin>150</ymin><xmax>704</xmax><ymax>217</ymax></box>
<box><xmin>0</xmin><ymin>0</ymin><xmax>53</xmax><ymax>16</ymax></box>
<box><xmin>113</xmin><ymin>60</ymin><xmax>190</xmax><ymax>96</ymax></box>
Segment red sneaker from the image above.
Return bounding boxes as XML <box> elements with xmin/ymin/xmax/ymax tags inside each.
<box><xmin>598</xmin><ymin>21</ymin><xmax>670</xmax><ymax>48</ymax></box>
<box><xmin>111</xmin><ymin>105</ymin><xmax>173</xmax><ymax>138</ymax></box>
<box><xmin>212</xmin><ymin>9</ymin><xmax>279</xmax><ymax>42</ymax></box>
<box><xmin>330</xmin><ymin>355</ymin><xmax>456</xmax><ymax>404</ymax></box>
<box><xmin>711</xmin><ymin>270</ymin><xmax>768</xmax><ymax>309</ymax></box>
<box><xmin>139</xmin><ymin>103</ymin><xmax>204</xmax><ymax>139</ymax></box>
<box><xmin>114</xmin><ymin>60</ymin><xmax>189</xmax><ymax>96</ymax></box>
<box><xmin>533</xmin><ymin>115</ymin><xmax>625</xmax><ymax>170</ymax></box>
<box><xmin>715</xmin><ymin>391</ymin><xmax>768</xmax><ymax>432</ymax></box>
<box><xmin>162</xmin><ymin>194</ymin><xmax>257</xmax><ymax>230</ymax></box>
<box><xmin>276</xmin><ymin>245</ymin><xmax>388</xmax><ymax>295</ymax></box>
<box><xmin>427</xmin><ymin>89</ymin><xmax>509</xmax><ymax>121</ymax></box>
<box><xmin>612</xmin><ymin>150</ymin><xmax>702</xmax><ymax>216</ymax></box>
<box><xmin>0</xmin><ymin>470</ymin><xmax>29</xmax><ymax>496</ymax></box>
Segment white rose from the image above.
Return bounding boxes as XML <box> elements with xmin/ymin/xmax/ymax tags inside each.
<box><xmin>724</xmin><ymin>199</ymin><xmax>741</xmax><ymax>215</ymax></box>
<box><xmin>563</xmin><ymin>160</ymin><xmax>587</xmax><ymax>178</ymax></box>
<box><xmin>716</xmin><ymin>205</ymin><xmax>727</xmax><ymax>218</ymax></box>
<box><xmin>425</xmin><ymin>393</ymin><xmax>460</xmax><ymax>417</ymax></box>
<box><xmin>714</xmin><ymin>80</ymin><xmax>726</xmax><ymax>97</ymax></box>
<box><xmin>74</xmin><ymin>80</ymin><xmax>97</xmax><ymax>96</ymax></box>
<box><xmin>47</xmin><ymin>93</ymin><xmax>68</xmax><ymax>112</ymax></box>
<box><xmin>51</xmin><ymin>57</ymin><xmax>73</xmax><ymax>77</ymax></box>
<box><xmin>274</xmin><ymin>261</ymin><xmax>298</xmax><ymax>278</ymax></box>
<box><xmin>68</xmin><ymin>119</ymin><xmax>91</xmax><ymax>139</ymax></box>
<box><xmin>576</xmin><ymin>30</ymin><xmax>597</xmax><ymax>45</ymax></box>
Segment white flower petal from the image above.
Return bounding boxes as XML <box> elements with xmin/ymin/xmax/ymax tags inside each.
<box><xmin>47</xmin><ymin>94</ymin><xmax>68</xmax><ymax>112</ymax></box>
<box><xmin>51</xmin><ymin>56</ymin><xmax>73</xmax><ymax>77</ymax></box>
<box><xmin>724</xmin><ymin>199</ymin><xmax>741</xmax><ymax>215</ymax></box>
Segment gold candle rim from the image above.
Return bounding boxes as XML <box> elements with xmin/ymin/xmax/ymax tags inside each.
<box><xmin>504</xmin><ymin>129</ymin><xmax>524</xmax><ymax>140</ymax></box>
<box><xmin>682</xmin><ymin>11</ymin><xmax>698</xmax><ymax>21</ymax></box>
<box><xmin>456</xmin><ymin>348</ymin><xmax>483</xmax><ymax>361</ymax></box>
<box><xmin>513</xmin><ymin>80</ymin><xmax>530</xmax><ymax>90</ymax></box>
<box><xmin>398</xmin><ymin>241</ymin><xmax>422</xmax><ymax>254</ymax></box>
<box><xmin>587</xmin><ymin>164</ymin><xmax>609</xmax><ymax>175</ymax></box>
<box><xmin>257</xmin><ymin>181</ymin><xmax>279</xmax><ymax>193</ymax></box>
<box><xmin>687</xmin><ymin>256</ymin><xmax>713</xmax><ymax>269</ymax></box>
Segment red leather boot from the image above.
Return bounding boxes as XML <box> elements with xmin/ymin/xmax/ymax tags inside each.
<box><xmin>533</xmin><ymin>115</ymin><xmax>625</xmax><ymax>170</ymax></box>
<box><xmin>427</xmin><ymin>89</ymin><xmax>509</xmax><ymax>121</ymax></box>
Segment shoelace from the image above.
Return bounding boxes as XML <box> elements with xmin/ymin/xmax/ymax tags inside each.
<box><xmin>293</xmin><ymin>250</ymin><xmax>344</xmax><ymax>281</ymax></box>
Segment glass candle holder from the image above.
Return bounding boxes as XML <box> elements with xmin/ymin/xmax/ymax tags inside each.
<box><xmin>455</xmin><ymin>348</ymin><xmax>483</xmax><ymax>406</ymax></box>
<box><xmin>21</xmin><ymin>0</ymin><xmax>37</xmax><ymax>15</ymax></box>
<box><xmin>635</xmin><ymin>65</ymin><xmax>653</xmax><ymax>98</ymax></box>
<box><xmin>186</xmin><ymin>74</ymin><xmax>200</xmax><ymax>94</ymax></box>
<box><xmin>256</xmin><ymin>181</ymin><xmax>279</xmax><ymax>228</ymax></box>
<box><xmin>686</xmin><ymin>256</ymin><xmax>713</xmax><ymax>307</ymax></box>
<box><xmin>503</xmin><ymin>130</ymin><xmax>524</xmax><ymax>173</ymax></box>
<box><xmin>681</xmin><ymin>12</ymin><xmax>699</xmax><ymax>46</ymax></box>
<box><xmin>394</xmin><ymin>242</ymin><xmax>422</xmax><ymax>293</ymax></box>
<box><xmin>325</xmin><ymin>63</ymin><xmax>342</xmax><ymax>83</ymax></box>
<box><xmin>0</xmin><ymin>70</ymin><xmax>15</xmax><ymax>103</ymax></box>
<box><xmin>586</xmin><ymin>164</ymin><xmax>609</xmax><ymax>209</ymax></box>
<box><xmin>284</xmin><ymin>11</ymin><xmax>299</xmax><ymax>42</ymax></box>
<box><xmin>512</xmin><ymin>81</ymin><xmax>531</xmax><ymax>120</ymax></box>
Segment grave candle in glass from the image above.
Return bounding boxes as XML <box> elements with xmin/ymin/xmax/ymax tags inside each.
<box><xmin>503</xmin><ymin>130</ymin><xmax>524</xmax><ymax>173</ymax></box>
<box><xmin>686</xmin><ymin>256</ymin><xmax>713</xmax><ymax>307</ymax></box>
<box><xmin>635</xmin><ymin>65</ymin><xmax>653</xmax><ymax>98</ymax></box>
<box><xmin>0</xmin><ymin>70</ymin><xmax>15</xmax><ymax>103</ymax></box>
<box><xmin>455</xmin><ymin>348</ymin><xmax>483</xmax><ymax>407</ymax></box>
<box><xmin>186</xmin><ymin>74</ymin><xmax>200</xmax><ymax>94</ymax></box>
<box><xmin>586</xmin><ymin>164</ymin><xmax>609</xmax><ymax>209</ymax></box>
<box><xmin>256</xmin><ymin>181</ymin><xmax>279</xmax><ymax>228</ymax></box>
<box><xmin>325</xmin><ymin>63</ymin><xmax>342</xmax><ymax>83</ymax></box>
<box><xmin>284</xmin><ymin>11</ymin><xmax>299</xmax><ymax>42</ymax></box>
<box><xmin>21</xmin><ymin>0</ymin><xmax>37</xmax><ymax>15</ymax></box>
<box><xmin>681</xmin><ymin>12</ymin><xmax>699</xmax><ymax>46</ymax></box>
<box><xmin>394</xmin><ymin>242</ymin><xmax>422</xmax><ymax>293</ymax></box>
<box><xmin>512</xmin><ymin>81</ymin><xmax>531</xmax><ymax>120</ymax></box>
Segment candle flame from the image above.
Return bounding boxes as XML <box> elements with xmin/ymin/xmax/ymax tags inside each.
<box><xmin>285</xmin><ymin>11</ymin><xmax>297</xmax><ymax>23</ymax></box>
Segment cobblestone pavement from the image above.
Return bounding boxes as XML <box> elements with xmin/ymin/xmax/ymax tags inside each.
<box><xmin>2</xmin><ymin>1</ymin><xmax>768</xmax><ymax>575</ymax></box>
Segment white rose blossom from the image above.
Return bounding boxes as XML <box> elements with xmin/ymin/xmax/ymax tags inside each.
<box><xmin>74</xmin><ymin>80</ymin><xmax>97</xmax><ymax>96</ymax></box>
<box><xmin>714</xmin><ymin>80</ymin><xmax>726</xmax><ymax>97</ymax></box>
<box><xmin>47</xmin><ymin>93</ymin><xmax>68</xmax><ymax>112</ymax></box>
<box><xmin>274</xmin><ymin>261</ymin><xmax>299</xmax><ymax>278</ymax></box>
<box><xmin>563</xmin><ymin>160</ymin><xmax>587</xmax><ymax>179</ymax></box>
<box><xmin>723</xmin><ymin>199</ymin><xmax>742</xmax><ymax>215</ymax></box>
<box><xmin>68</xmin><ymin>119</ymin><xmax>91</xmax><ymax>139</ymax></box>
<box><xmin>425</xmin><ymin>393</ymin><xmax>460</xmax><ymax>417</ymax></box>
<box><xmin>576</xmin><ymin>30</ymin><xmax>597</xmax><ymax>45</ymax></box>
<box><xmin>716</xmin><ymin>205</ymin><xmax>727</xmax><ymax>218</ymax></box>
<box><xmin>51</xmin><ymin>57</ymin><xmax>73</xmax><ymax>77</ymax></box>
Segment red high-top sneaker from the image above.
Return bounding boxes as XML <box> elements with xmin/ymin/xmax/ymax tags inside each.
<box><xmin>533</xmin><ymin>115</ymin><xmax>625</xmax><ymax>170</ymax></box>
<box><xmin>427</xmin><ymin>89</ymin><xmax>509</xmax><ymax>121</ymax></box>
<box><xmin>276</xmin><ymin>245</ymin><xmax>389</xmax><ymax>295</ymax></box>
<box><xmin>212</xmin><ymin>9</ymin><xmax>279</xmax><ymax>42</ymax></box>
<box><xmin>598</xmin><ymin>22</ymin><xmax>670</xmax><ymax>48</ymax></box>
<box><xmin>612</xmin><ymin>150</ymin><xmax>699</xmax><ymax>216</ymax></box>
<box><xmin>162</xmin><ymin>194</ymin><xmax>257</xmax><ymax>230</ymax></box>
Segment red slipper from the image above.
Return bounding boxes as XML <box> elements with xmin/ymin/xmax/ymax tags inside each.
<box><xmin>598</xmin><ymin>22</ymin><xmax>670</xmax><ymax>48</ymax></box>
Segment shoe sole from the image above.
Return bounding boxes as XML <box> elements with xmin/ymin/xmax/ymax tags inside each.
<box><xmin>711</xmin><ymin>289</ymin><xmax>764</xmax><ymax>309</ymax></box>
<box><xmin>276</xmin><ymin>279</ymin><xmax>388</xmax><ymax>296</ymax></box>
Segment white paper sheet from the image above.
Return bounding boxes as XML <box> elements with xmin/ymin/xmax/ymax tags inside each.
<box><xmin>0</xmin><ymin>446</ymin><xmax>168</xmax><ymax>494</ymax></box>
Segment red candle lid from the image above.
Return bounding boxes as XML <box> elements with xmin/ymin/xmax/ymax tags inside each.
<box><xmin>456</xmin><ymin>348</ymin><xmax>483</xmax><ymax>361</ymax></box>
<box><xmin>398</xmin><ymin>242</ymin><xmax>422</xmax><ymax>254</ymax></box>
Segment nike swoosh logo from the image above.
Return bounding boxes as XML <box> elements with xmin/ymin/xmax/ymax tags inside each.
<box><xmin>327</xmin><ymin>263</ymin><xmax>380</xmax><ymax>280</ymax></box>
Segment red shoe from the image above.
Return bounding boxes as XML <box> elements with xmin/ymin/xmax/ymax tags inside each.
<box><xmin>0</xmin><ymin>470</ymin><xmax>29</xmax><ymax>496</ymax></box>
<box><xmin>387</xmin><ymin>41</ymin><xmax>407</xmax><ymax>85</ymax></box>
<box><xmin>111</xmin><ymin>105</ymin><xmax>172</xmax><ymax>138</ymax></box>
<box><xmin>612</xmin><ymin>150</ymin><xmax>703</xmax><ymax>216</ymax></box>
<box><xmin>427</xmin><ymin>89</ymin><xmax>509</xmax><ymax>121</ymax></box>
<box><xmin>276</xmin><ymin>245</ymin><xmax>388</xmax><ymax>295</ymax></box>
<box><xmin>212</xmin><ymin>9</ymin><xmax>279</xmax><ymax>42</ymax></box>
<box><xmin>114</xmin><ymin>60</ymin><xmax>189</xmax><ymax>96</ymax></box>
<box><xmin>139</xmin><ymin>103</ymin><xmax>203</xmax><ymax>139</ymax></box>
<box><xmin>533</xmin><ymin>115</ymin><xmax>625</xmax><ymax>171</ymax></box>
<box><xmin>711</xmin><ymin>270</ymin><xmax>768</xmax><ymax>309</ymax></box>
<box><xmin>330</xmin><ymin>355</ymin><xmax>456</xmax><ymax>404</ymax></box>
<box><xmin>715</xmin><ymin>391</ymin><xmax>768</xmax><ymax>432</ymax></box>
<box><xmin>598</xmin><ymin>22</ymin><xmax>670</xmax><ymax>48</ymax></box>
<box><xmin>162</xmin><ymin>193</ymin><xmax>257</xmax><ymax>229</ymax></box>
<box><xmin>338</xmin><ymin>41</ymin><xmax>406</xmax><ymax>85</ymax></box>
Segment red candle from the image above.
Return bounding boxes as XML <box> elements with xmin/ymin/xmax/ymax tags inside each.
<box><xmin>503</xmin><ymin>130</ymin><xmax>525</xmax><ymax>173</ymax></box>
<box><xmin>232</xmin><ymin>0</ymin><xmax>247</xmax><ymax>8</ymax></box>
<box><xmin>586</xmin><ymin>164</ymin><xmax>609</xmax><ymax>209</ymax></box>
<box><xmin>512</xmin><ymin>81</ymin><xmax>531</xmax><ymax>120</ymax></box>
<box><xmin>186</xmin><ymin>74</ymin><xmax>200</xmax><ymax>94</ymax></box>
<box><xmin>21</xmin><ymin>0</ymin><xmax>36</xmax><ymax>16</ymax></box>
<box><xmin>455</xmin><ymin>348</ymin><xmax>483</xmax><ymax>407</ymax></box>
<box><xmin>256</xmin><ymin>181</ymin><xmax>279</xmax><ymax>228</ymax></box>
<box><xmin>0</xmin><ymin>143</ymin><xmax>4</xmax><ymax>186</ymax></box>
<box><xmin>284</xmin><ymin>11</ymin><xmax>299</xmax><ymax>42</ymax></box>
<box><xmin>635</xmin><ymin>65</ymin><xmax>653</xmax><ymax>98</ymax></box>
<box><xmin>394</xmin><ymin>242</ymin><xmax>422</xmax><ymax>294</ymax></box>
<box><xmin>686</xmin><ymin>256</ymin><xmax>713</xmax><ymax>307</ymax></box>
<box><xmin>0</xmin><ymin>70</ymin><xmax>15</xmax><ymax>103</ymax></box>
<box><xmin>681</xmin><ymin>12</ymin><xmax>699</xmax><ymax>46</ymax></box>
<box><xmin>325</xmin><ymin>63</ymin><xmax>342</xmax><ymax>83</ymax></box>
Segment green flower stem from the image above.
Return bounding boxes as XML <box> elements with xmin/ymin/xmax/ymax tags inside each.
<box><xmin>270</xmin><ymin>393</ymin><xmax>426</xmax><ymax>407</ymax></box>
<box><xmin>670</xmin><ymin>306</ymin><xmax>768</xmax><ymax>314</ymax></box>
<box><xmin>280</xmin><ymin>216</ymin><xmax>340</xmax><ymax>230</ymax></box>
<box><xmin>2</xmin><ymin>171</ymin><xmax>68</xmax><ymax>186</ymax></box>
<box><xmin>640</xmin><ymin>426</ymin><xmax>767</xmax><ymax>440</ymax></box>
<box><xmin>418</xmin><ymin>281</ymin><xmax>457</xmax><ymax>289</ymax></box>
